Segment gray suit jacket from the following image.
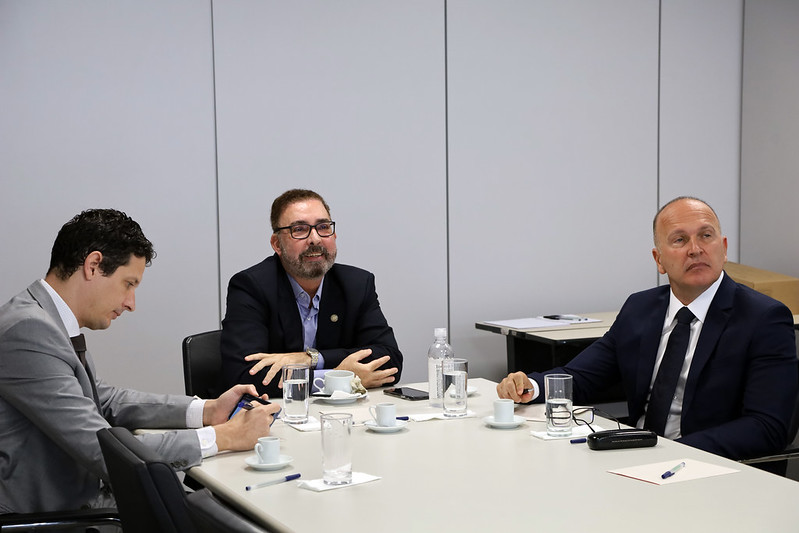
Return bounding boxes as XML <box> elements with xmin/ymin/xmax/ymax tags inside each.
<box><xmin>0</xmin><ymin>281</ymin><xmax>202</xmax><ymax>513</ymax></box>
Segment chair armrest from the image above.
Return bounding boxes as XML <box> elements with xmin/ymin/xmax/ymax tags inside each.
<box><xmin>0</xmin><ymin>508</ymin><xmax>121</xmax><ymax>531</ymax></box>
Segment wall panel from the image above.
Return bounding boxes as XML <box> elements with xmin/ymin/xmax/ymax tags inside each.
<box><xmin>740</xmin><ymin>0</ymin><xmax>799</xmax><ymax>276</ymax></box>
<box><xmin>447</xmin><ymin>1</ymin><xmax>660</xmax><ymax>381</ymax></box>
<box><xmin>212</xmin><ymin>1</ymin><xmax>448</xmax><ymax>383</ymax></box>
<box><xmin>0</xmin><ymin>0</ymin><xmax>750</xmax><ymax>394</ymax></box>
<box><xmin>0</xmin><ymin>0</ymin><xmax>219</xmax><ymax>393</ymax></box>
<box><xmin>660</xmin><ymin>0</ymin><xmax>743</xmax><ymax>258</ymax></box>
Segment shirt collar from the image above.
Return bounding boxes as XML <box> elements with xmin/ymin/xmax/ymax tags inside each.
<box><xmin>667</xmin><ymin>270</ymin><xmax>725</xmax><ymax>324</ymax></box>
<box><xmin>39</xmin><ymin>279</ymin><xmax>81</xmax><ymax>337</ymax></box>
<box><xmin>286</xmin><ymin>274</ymin><xmax>324</xmax><ymax>310</ymax></box>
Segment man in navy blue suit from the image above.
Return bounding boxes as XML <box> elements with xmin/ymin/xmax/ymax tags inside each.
<box><xmin>220</xmin><ymin>189</ymin><xmax>402</xmax><ymax>398</ymax></box>
<box><xmin>498</xmin><ymin>196</ymin><xmax>797</xmax><ymax>460</ymax></box>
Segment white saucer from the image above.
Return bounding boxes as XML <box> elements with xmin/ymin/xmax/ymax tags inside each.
<box><xmin>245</xmin><ymin>454</ymin><xmax>293</xmax><ymax>471</ymax></box>
<box><xmin>483</xmin><ymin>415</ymin><xmax>525</xmax><ymax>429</ymax></box>
<box><xmin>364</xmin><ymin>420</ymin><xmax>408</xmax><ymax>433</ymax></box>
<box><xmin>467</xmin><ymin>386</ymin><xmax>478</xmax><ymax>396</ymax></box>
<box><xmin>316</xmin><ymin>392</ymin><xmax>367</xmax><ymax>405</ymax></box>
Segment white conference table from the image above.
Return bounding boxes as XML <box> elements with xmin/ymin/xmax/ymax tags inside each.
<box><xmin>188</xmin><ymin>378</ymin><xmax>799</xmax><ymax>532</ymax></box>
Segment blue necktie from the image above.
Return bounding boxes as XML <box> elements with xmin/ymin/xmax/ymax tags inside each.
<box><xmin>644</xmin><ymin>307</ymin><xmax>695</xmax><ymax>436</ymax></box>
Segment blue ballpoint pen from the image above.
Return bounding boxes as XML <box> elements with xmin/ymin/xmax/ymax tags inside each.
<box><xmin>246</xmin><ymin>473</ymin><xmax>301</xmax><ymax>491</ymax></box>
<box><xmin>661</xmin><ymin>461</ymin><xmax>686</xmax><ymax>479</ymax></box>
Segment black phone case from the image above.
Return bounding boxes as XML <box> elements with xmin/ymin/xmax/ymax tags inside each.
<box><xmin>586</xmin><ymin>429</ymin><xmax>658</xmax><ymax>450</ymax></box>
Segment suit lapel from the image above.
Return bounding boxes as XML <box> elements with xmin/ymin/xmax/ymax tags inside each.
<box><xmin>28</xmin><ymin>281</ymin><xmax>102</xmax><ymax>410</ymax></box>
<box><xmin>317</xmin><ymin>267</ymin><xmax>343</xmax><ymax>346</ymax></box>
<box><xmin>634</xmin><ymin>289</ymin><xmax>670</xmax><ymax>406</ymax></box>
<box><xmin>682</xmin><ymin>274</ymin><xmax>735</xmax><ymax>411</ymax></box>
<box><xmin>28</xmin><ymin>281</ymin><xmax>70</xmax><ymax>340</ymax></box>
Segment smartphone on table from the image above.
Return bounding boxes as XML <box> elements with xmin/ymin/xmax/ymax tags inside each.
<box><xmin>383</xmin><ymin>387</ymin><xmax>429</xmax><ymax>401</ymax></box>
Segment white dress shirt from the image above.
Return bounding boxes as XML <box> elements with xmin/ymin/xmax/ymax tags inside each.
<box><xmin>638</xmin><ymin>271</ymin><xmax>725</xmax><ymax>438</ymax></box>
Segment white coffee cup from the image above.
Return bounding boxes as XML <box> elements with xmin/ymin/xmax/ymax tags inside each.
<box><xmin>369</xmin><ymin>402</ymin><xmax>396</xmax><ymax>427</ymax></box>
<box><xmin>313</xmin><ymin>370</ymin><xmax>354</xmax><ymax>394</ymax></box>
<box><xmin>254</xmin><ymin>436</ymin><xmax>280</xmax><ymax>464</ymax></box>
<box><xmin>493</xmin><ymin>399</ymin><xmax>515</xmax><ymax>424</ymax></box>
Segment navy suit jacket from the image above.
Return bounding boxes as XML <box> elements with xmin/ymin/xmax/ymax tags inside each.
<box><xmin>530</xmin><ymin>273</ymin><xmax>797</xmax><ymax>460</ymax></box>
<box><xmin>220</xmin><ymin>254</ymin><xmax>403</xmax><ymax>397</ymax></box>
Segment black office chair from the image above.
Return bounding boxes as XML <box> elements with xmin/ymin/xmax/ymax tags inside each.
<box><xmin>182</xmin><ymin>330</ymin><xmax>222</xmax><ymax>398</ymax></box>
<box><xmin>185</xmin><ymin>489</ymin><xmax>269</xmax><ymax>533</ymax></box>
<box><xmin>739</xmin><ymin>377</ymin><xmax>799</xmax><ymax>477</ymax></box>
<box><xmin>0</xmin><ymin>508</ymin><xmax>121</xmax><ymax>532</ymax></box>
<box><xmin>97</xmin><ymin>427</ymin><xmax>196</xmax><ymax>533</ymax></box>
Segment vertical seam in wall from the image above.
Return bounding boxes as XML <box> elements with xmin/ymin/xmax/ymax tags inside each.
<box><xmin>210</xmin><ymin>0</ymin><xmax>223</xmax><ymax>326</ymax></box>
<box><xmin>444</xmin><ymin>0</ymin><xmax>451</xmax><ymax>335</ymax></box>
<box><xmin>656</xmin><ymin>0</ymin><xmax>662</xmax><ymax>287</ymax></box>
<box><xmin>738</xmin><ymin>0</ymin><xmax>746</xmax><ymax>263</ymax></box>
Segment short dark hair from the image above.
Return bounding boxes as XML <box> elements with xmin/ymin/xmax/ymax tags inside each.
<box><xmin>270</xmin><ymin>189</ymin><xmax>332</xmax><ymax>232</ymax></box>
<box><xmin>47</xmin><ymin>209</ymin><xmax>156</xmax><ymax>280</ymax></box>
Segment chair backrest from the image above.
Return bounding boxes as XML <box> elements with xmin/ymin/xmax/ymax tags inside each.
<box><xmin>182</xmin><ymin>330</ymin><xmax>222</xmax><ymax>398</ymax></box>
<box><xmin>740</xmin><ymin>353</ymin><xmax>799</xmax><ymax>476</ymax></box>
<box><xmin>97</xmin><ymin>427</ymin><xmax>196</xmax><ymax>533</ymax></box>
<box><xmin>185</xmin><ymin>489</ymin><xmax>269</xmax><ymax>533</ymax></box>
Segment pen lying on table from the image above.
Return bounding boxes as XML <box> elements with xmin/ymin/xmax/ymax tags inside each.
<box><xmin>543</xmin><ymin>314</ymin><xmax>590</xmax><ymax>322</ymax></box>
<box><xmin>246</xmin><ymin>473</ymin><xmax>301</xmax><ymax>491</ymax></box>
<box><xmin>661</xmin><ymin>462</ymin><xmax>686</xmax><ymax>479</ymax></box>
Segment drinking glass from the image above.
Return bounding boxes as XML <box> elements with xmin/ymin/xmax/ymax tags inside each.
<box><xmin>282</xmin><ymin>364</ymin><xmax>309</xmax><ymax>424</ymax></box>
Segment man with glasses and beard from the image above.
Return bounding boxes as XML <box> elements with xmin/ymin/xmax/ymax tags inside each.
<box><xmin>219</xmin><ymin>189</ymin><xmax>403</xmax><ymax>398</ymax></box>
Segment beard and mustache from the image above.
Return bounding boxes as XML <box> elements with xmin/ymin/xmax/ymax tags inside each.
<box><xmin>279</xmin><ymin>242</ymin><xmax>337</xmax><ymax>279</ymax></box>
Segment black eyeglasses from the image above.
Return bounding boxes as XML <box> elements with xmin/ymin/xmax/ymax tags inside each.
<box><xmin>274</xmin><ymin>221</ymin><xmax>336</xmax><ymax>240</ymax></box>
<box><xmin>572</xmin><ymin>407</ymin><xmax>622</xmax><ymax>433</ymax></box>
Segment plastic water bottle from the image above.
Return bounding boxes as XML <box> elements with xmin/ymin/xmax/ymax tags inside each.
<box><xmin>427</xmin><ymin>328</ymin><xmax>454</xmax><ymax>407</ymax></box>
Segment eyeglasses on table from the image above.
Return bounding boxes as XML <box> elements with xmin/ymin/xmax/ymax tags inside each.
<box><xmin>572</xmin><ymin>407</ymin><xmax>622</xmax><ymax>433</ymax></box>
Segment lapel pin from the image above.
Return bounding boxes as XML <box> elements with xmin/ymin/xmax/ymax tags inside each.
<box><xmin>330</xmin><ymin>314</ymin><xmax>339</xmax><ymax>323</ymax></box>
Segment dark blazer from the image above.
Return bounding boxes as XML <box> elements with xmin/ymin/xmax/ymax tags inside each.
<box><xmin>220</xmin><ymin>254</ymin><xmax>403</xmax><ymax>397</ymax></box>
<box><xmin>529</xmin><ymin>273</ymin><xmax>798</xmax><ymax>460</ymax></box>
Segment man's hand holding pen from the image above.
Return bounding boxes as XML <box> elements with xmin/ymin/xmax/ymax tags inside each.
<box><xmin>496</xmin><ymin>371</ymin><xmax>536</xmax><ymax>403</ymax></box>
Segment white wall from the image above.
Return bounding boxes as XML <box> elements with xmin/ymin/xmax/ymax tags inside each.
<box><xmin>0</xmin><ymin>0</ymin><xmax>220</xmax><ymax>393</ymax></box>
<box><xmin>740</xmin><ymin>0</ymin><xmax>799</xmax><ymax>276</ymax></box>
<box><xmin>660</xmin><ymin>0</ymin><xmax>742</xmax><ymax>260</ymax></box>
<box><xmin>211</xmin><ymin>1</ymin><xmax>448</xmax><ymax>384</ymax></box>
<box><xmin>0</xmin><ymin>0</ymin><xmax>746</xmax><ymax>393</ymax></box>
<box><xmin>447</xmin><ymin>0</ymin><xmax>659</xmax><ymax>381</ymax></box>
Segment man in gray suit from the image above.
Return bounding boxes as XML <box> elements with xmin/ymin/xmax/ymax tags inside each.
<box><xmin>0</xmin><ymin>209</ymin><xmax>280</xmax><ymax>514</ymax></box>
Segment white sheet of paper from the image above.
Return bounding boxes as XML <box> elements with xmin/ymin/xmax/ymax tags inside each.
<box><xmin>284</xmin><ymin>416</ymin><xmax>321</xmax><ymax>432</ymax></box>
<box><xmin>297</xmin><ymin>472</ymin><xmax>381</xmax><ymax>492</ymax></box>
<box><xmin>484</xmin><ymin>316</ymin><xmax>601</xmax><ymax>329</ymax></box>
<box><xmin>484</xmin><ymin>317</ymin><xmax>571</xmax><ymax>329</ymax></box>
<box><xmin>530</xmin><ymin>424</ymin><xmax>603</xmax><ymax>441</ymax></box>
<box><xmin>608</xmin><ymin>458</ymin><xmax>739</xmax><ymax>485</ymax></box>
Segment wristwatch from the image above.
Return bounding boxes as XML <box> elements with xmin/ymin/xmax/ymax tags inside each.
<box><xmin>306</xmin><ymin>348</ymin><xmax>320</xmax><ymax>367</ymax></box>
